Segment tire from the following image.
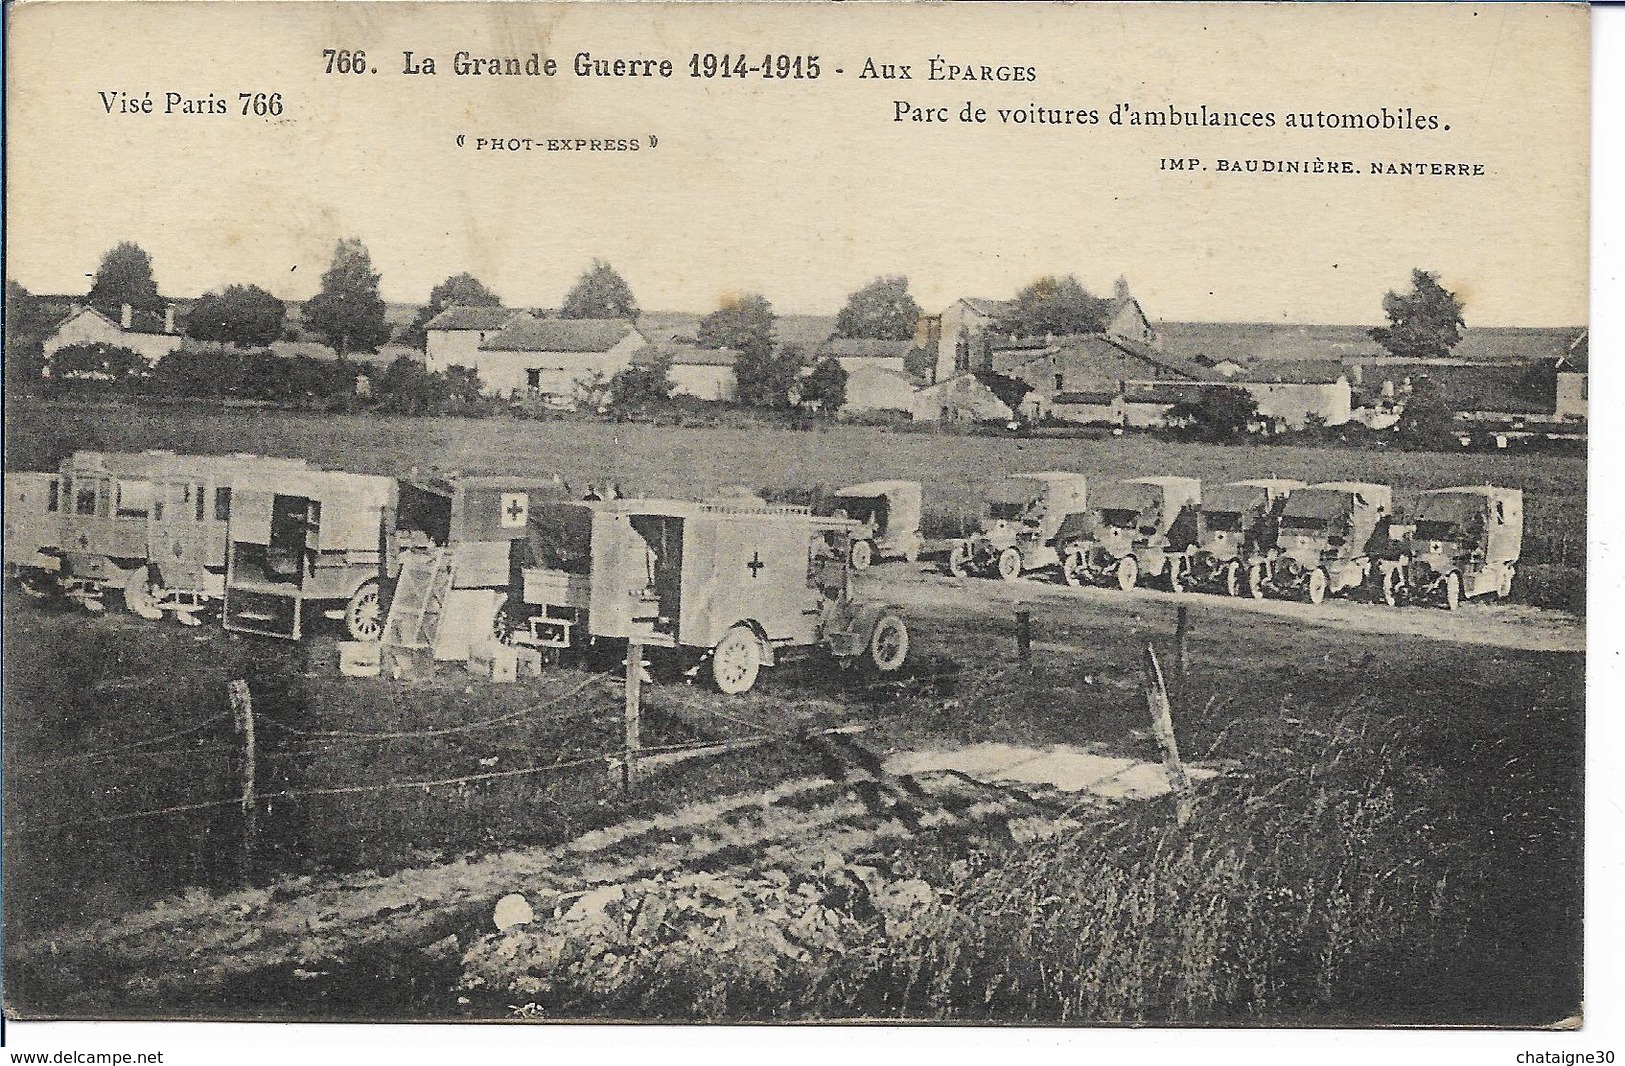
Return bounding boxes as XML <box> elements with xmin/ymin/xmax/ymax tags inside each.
<box><xmin>1381</xmin><ymin>567</ymin><xmax>1402</xmax><ymax>608</ymax></box>
<box><xmin>1060</xmin><ymin>547</ymin><xmax>1088</xmax><ymax>587</ymax></box>
<box><xmin>1496</xmin><ymin>565</ymin><xmax>1515</xmax><ymax>600</ymax></box>
<box><xmin>492</xmin><ymin>600</ymin><xmax>525</xmax><ymax>646</ymax></box>
<box><xmin>1306</xmin><ymin>567</ymin><xmax>1328</xmax><ymax>605</ymax></box>
<box><xmin>867</xmin><ymin>613</ymin><xmax>909</xmax><ymax>673</ymax></box>
<box><xmin>1116</xmin><ymin>555</ymin><xmax>1139</xmax><ymax>592</ymax></box>
<box><xmin>1443</xmin><ymin>571</ymin><xmax>1462</xmax><ymax>611</ymax></box>
<box><xmin>996</xmin><ymin>547</ymin><xmax>1022</xmax><ymax>582</ymax></box>
<box><xmin>124</xmin><ymin>565</ymin><xmax>164</xmax><ymax>621</ymax></box>
<box><xmin>849</xmin><ymin>539</ymin><xmax>874</xmax><ymax>571</ymax></box>
<box><xmin>1223</xmin><ymin>561</ymin><xmax>1242</xmax><ymax>598</ymax></box>
<box><xmin>346</xmin><ymin>579</ymin><xmax>383</xmax><ymax>642</ymax></box>
<box><xmin>1246</xmin><ymin>563</ymin><xmax>1266</xmax><ymax>600</ymax></box>
<box><xmin>945</xmin><ymin>542</ymin><xmax>970</xmax><ymax>578</ymax></box>
<box><xmin>711</xmin><ymin>624</ymin><xmax>762</xmax><ymax>695</ymax></box>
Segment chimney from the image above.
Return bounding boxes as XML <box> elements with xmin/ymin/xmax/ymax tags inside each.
<box><xmin>120</xmin><ymin>303</ymin><xmax>133</xmax><ymax>329</ymax></box>
<box><xmin>164</xmin><ymin>305</ymin><xmax>175</xmax><ymax>334</ymax></box>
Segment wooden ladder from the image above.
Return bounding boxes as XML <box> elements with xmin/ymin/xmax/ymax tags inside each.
<box><xmin>382</xmin><ymin>547</ymin><xmax>454</xmax><ymax>655</ymax></box>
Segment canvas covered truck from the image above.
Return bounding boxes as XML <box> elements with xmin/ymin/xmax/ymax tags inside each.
<box><xmin>501</xmin><ymin>498</ymin><xmax>908</xmax><ymax>694</ymax></box>
<box><xmin>832</xmin><ymin>480</ymin><xmax>925</xmax><ymax>569</ymax></box>
<box><xmin>1055</xmin><ymin>476</ymin><xmax>1202</xmax><ymax>592</ymax></box>
<box><xmin>126</xmin><ymin>453</ymin><xmax>311</xmax><ymax>624</ymax></box>
<box><xmin>1264</xmin><ymin>481</ymin><xmax>1394</xmax><ymax>604</ymax></box>
<box><xmin>945</xmin><ymin>472</ymin><xmax>1089</xmax><ymax>581</ymax></box>
<box><xmin>3</xmin><ymin>471</ymin><xmax>63</xmax><ymax>594</ymax></box>
<box><xmin>1186</xmin><ymin>478</ymin><xmax>1306</xmax><ymax>597</ymax></box>
<box><xmin>1376</xmin><ymin>486</ymin><xmax>1523</xmax><ymax>609</ymax></box>
<box><xmin>223</xmin><ymin>470</ymin><xmax>399</xmax><ymax>641</ymax></box>
<box><xmin>54</xmin><ymin>450</ymin><xmax>177</xmax><ymax>610</ymax></box>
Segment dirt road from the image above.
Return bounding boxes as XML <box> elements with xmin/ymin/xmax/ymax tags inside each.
<box><xmin>867</xmin><ymin>566</ymin><xmax>1584</xmax><ymax>655</ymax></box>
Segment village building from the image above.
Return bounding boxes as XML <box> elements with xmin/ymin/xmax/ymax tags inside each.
<box><xmin>423</xmin><ymin>306</ymin><xmax>532</xmax><ymax>372</ymax></box>
<box><xmin>43</xmin><ymin>303</ymin><xmax>183</xmax><ymax>365</ymax></box>
<box><xmin>644</xmin><ymin>342</ymin><xmax>738</xmax><ymax>402</ymax></box>
<box><xmin>841</xmin><ymin>366</ymin><xmax>919</xmax><ymax>416</ymax></box>
<box><xmin>468</xmin><ymin>317</ymin><xmax>646</xmax><ymax>403</ymax></box>
<box><xmin>933</xmin><ymin>297</ymin><xmax>1012</xmax><ymax>383</ymax></box>
<box><xmin>817</xmin><ymin>337</ymin><xmax>917</xmax><ymax>376</ymax></box>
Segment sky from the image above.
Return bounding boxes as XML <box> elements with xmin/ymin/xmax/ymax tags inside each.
<box><xmin>5</xmin><ymin>2</ymin><xmax>1590</xmax><ymax>326</ymax></box>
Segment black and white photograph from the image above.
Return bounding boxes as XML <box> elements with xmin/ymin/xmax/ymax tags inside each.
<box><xmin>0</xmin><ymin>0</ymin><xmax>1608</xmax><ymax>1056</ymax></box>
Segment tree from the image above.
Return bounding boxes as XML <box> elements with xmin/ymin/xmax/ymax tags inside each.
<box><xmin>993</xmin><ymin>275</ymin><xmax>1111</xmax><ymax>338</ymax></box>
<box><xmin>403</xmin><ymin>272</ymin><xmax>502</xmax><ymax>349</ymax></box>
<box><xmin>610</xmin><ymin>349</ymin><xmax>675</xmax><ymax>408</ymax></box>
<box><xmin>799</xmin><ymin>356</ymin><xmax>848</xmax><ymax>414</ymax></box>
<box><xmin>903</xmin><ymin>344</ymin><xmax>935</xmax><ymax>382</ymax></box>
<box><xmin>48</xmin><ymin>342</ymin><xmax>146</xmax><ymax>382</ymax></box>
<box><xmin>834</xmin><ymin>275</ymin><xmax>921</xmax><ymax>341</ymax></box>
<box><xmin>699</xmin><ymin>294</ymin><xmax>793</xmax><ymax>407</ymax></box>
<box><xmin>1370</xmin><ymin>269</ymin><xmax>1465</xmax><ymax>360</ymax></box>
<box><xmin>186</xmin><ymin>284</ymin><xmax>286</xmax><ymax>347</ymax></box>
<box><xmin>561</xmin><ymin>260</ymin><xmax>638</xmax><ymax>320</ymax></box>
<box><xmin>302</xmin><ymin>238</ymin><xmax>391</xmax><ymax>355</ymax></box>
<box><xmin>1396</xmin><ymin>374</ymin><xmax>1457</xmax><ymax>449</ymax></box>
<box><xmin>87</xmin><ymin>241</ymin><xmax>163</xmax><ymax>316</ymax></box>
<box><xmin>5</xmin><ymin>281</ymin><xmax>54</xmax><ymax>390</ymax></box>
<box><xmin>1165</xmin><ymin>385</ymin><xmax>1259</xmax><ymax>441</ymax></box>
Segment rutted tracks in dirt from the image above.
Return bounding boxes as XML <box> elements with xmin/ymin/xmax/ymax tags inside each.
<box><xmin>869</xmin><ymin>566</ymin><xmax>1584</xmax><ymax>654</ymax></box>
<box><xmin>13</xmin><ymin>732</ymin><xmax>1079</xmax><ymax>1011</ymax></box>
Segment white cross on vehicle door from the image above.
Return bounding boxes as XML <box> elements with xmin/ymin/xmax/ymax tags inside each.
<box><xmin>500</xmin><ymin>492</ymin><xmax>530</xmax><ymax>528</ymax></box>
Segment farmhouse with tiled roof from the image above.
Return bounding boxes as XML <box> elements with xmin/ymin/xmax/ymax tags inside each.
<box><xmin>465</xmin><ymin>316</ymin><xmax>646</xmax><ymax>403</ymax></box>
<box><xmin>43</xmin><ymin>303</ymin><xmax>183</xmax><ymax>366</ymax></box>
<box><xmin>423</xmin><ymin>305</ymin><xmax>532</xmax><ymax>372</ymax></box>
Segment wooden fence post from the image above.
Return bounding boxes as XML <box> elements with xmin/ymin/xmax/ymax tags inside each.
<box><xmin>1173</xmin><ymin>604</ymin><xmax>1191</xmax><ymax>714</ymax></box>
<box><xmin>228</xmin><ymin>679</ymin><xmax>257</xmax><ymax>871</ymax></box>
<box><xmin>1142</xmin><ymin>644</ymin><xmax>1193</xmax><ymax>825</ymax></box>
<box><xmin>623</xmin><ymin>642</ymin><xmax>642</xmax><ymax>793</ymax></box>
<box><xmin>1014</xmin><ymin>609</ymin><xmax>1032</xmax><ymax>667</ymax></box>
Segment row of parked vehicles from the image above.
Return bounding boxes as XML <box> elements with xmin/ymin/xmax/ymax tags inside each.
<box><xmin>2</xmin><ymin>451</ymin><xmax>912</xmax><ymax>694</ymax></box>
<box><xmin>942</xmin><ymin>470</ymin><xmax>1523</xmax><ymax>609</ymax></box>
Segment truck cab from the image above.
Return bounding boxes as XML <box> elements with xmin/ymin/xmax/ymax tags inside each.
<box><xmin>946</xmin><ymin>471</ymin><xmax>1088</xmax><ymax>581</ymax></box>
<box><xmin>1188</xmin><ymin>478</ymin><xmax>1304</xmax><ymax>597</ymax></box>
<box><xmin>1056</xmin><ymin>476</ymin><xmax>1201</xmax><ymax>592</ymax></box>
<box><xmin>1268</xmin><ymin>481</ymin><xmax>1393</xmax><ymax>603</ymax></box>
<box><xmin>1379</xmin><ymin>486</ymin><xmax>1523</xmax><ymax>609</ymax></box>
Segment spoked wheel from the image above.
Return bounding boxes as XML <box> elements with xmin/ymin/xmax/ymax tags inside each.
<box><xmin>1246</xmin><ymin>563</ymin><xmax>1266</xmax><ymax>600</ymax></box>
<box><xmin>1306</xmin><ymin>567</ymin><xmax>1328</xmax><ymax>605</ymax></box>
<box><xmin>346</xmin><ymin>579</ymin><xmax>383</xmax><ymax>642</ymax></box>
<box><xmin>1381</xmin><ymin>566</ymin><xmax>1403</xmax><ymax>607</ymax></box>
<box><xmin>867</xmin><ymin>613</ymin><xmax>910</xmax><ymax>673</ymax></box>
<box><xmin>945</xmin><ymin>542</ymin><xmax>970</xmax><ymax>578</ymax></box>
<box><xmin>1223</xmin><ymin>561</ymin><xmax>1242</xmax><ymax>598</ymax></box>
<box><xmin>996</xmin><ymin>547</ymin><xmax>1022</xmax><ymax>582</ymax></box>
<box><xmin>124</xmin><ymin>566</ymin><xmax>164</xmax><ymax>621</ymax></box>
<box><xmin>1060</xmin><ymin>547</ymin><xmax>1088</xmax><ymax>587</ymax></box>
<box><xmin>1442</xmin><ymin>571</ymin><xmax>1462</xmax><ymax>611</ymax></box>
<box><xmin>711</xmin><ymin>624</ymin><xmax>762</xmax><ymax>695</ymax></box>
<box><xmin>849</xmin><ymin>539</ymin><xmax>875</xmax><ymax>571</ymax></box>
<box><xmin>1115</xmin><ymin>555</ymin><xmax>1139</xmax><ymax>592</ymax></box>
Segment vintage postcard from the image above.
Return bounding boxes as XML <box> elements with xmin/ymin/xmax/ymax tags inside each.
<box><xmin>1</xmin><ymin>0</ymin><xmax>1591</xmax><ymax>1042</ymax></box>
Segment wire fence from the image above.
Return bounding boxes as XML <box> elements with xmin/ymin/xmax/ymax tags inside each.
<box><xmin>1</xmin><ymin>664</ymin><xmax>832</xmax><ymax>842</ymax></box>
